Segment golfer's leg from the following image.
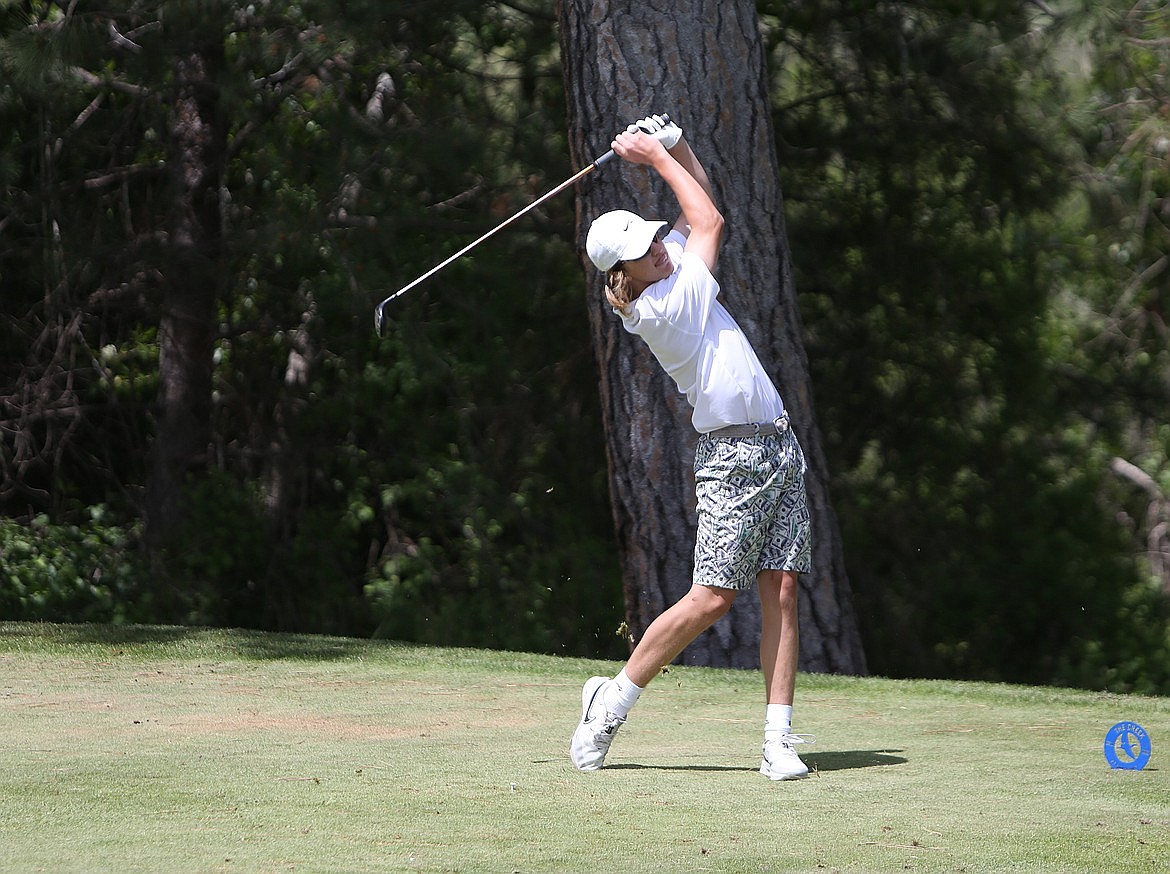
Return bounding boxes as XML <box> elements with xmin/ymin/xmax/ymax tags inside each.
<box><xmin>624</xmin><ymin>584</ymin><xmax>737</xmax><ymax>688</ymax></box>
<box><xmin>759</xmin><ymin>569</ymin><xmax>799</xmax><ymax>705</ymax></box>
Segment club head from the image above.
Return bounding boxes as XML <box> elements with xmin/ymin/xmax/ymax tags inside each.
<box><xmin>373</xmin><ymin>302</ymin><xmax>387</xmax><ymax>337</ymax></box>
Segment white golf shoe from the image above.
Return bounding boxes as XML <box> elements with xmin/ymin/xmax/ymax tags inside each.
<box><xmin>570</xmin><ymin>676</ymin><xmax>624</xmax><ymax>771</ymax></box>
<box><xmin>760</xmin><ymin>733</ymin><xmax>815</xmax><ymax>780</ymax></box>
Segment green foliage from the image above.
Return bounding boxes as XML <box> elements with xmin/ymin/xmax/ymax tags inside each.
<box><xmin>766</xmin><ymin>0</ymin><xmax>1170</xmax><ymax>693</ymax></box>
<box><xmin>0</xmin><ymin>510</ymin><xmax>149</xmax><ymax>623</ymax></box>
<box><xmin>1046</xmin><ymin>0</ymin><xmax>1170</xmax><ymax>588</ymax></box>
<box><xmin>350</xmin><ymin>229</ymin><xmax>623</xmax><ymax>656</ymax></box>
<box><xmin>1</xmin><ymin>1</ymin><xmax>622</xmax><ymax>657</ymax></box>
<box><xmin>4</xmin><ymin>0</ymin><xmax>1169</xmax><ymax>688</ymax></box>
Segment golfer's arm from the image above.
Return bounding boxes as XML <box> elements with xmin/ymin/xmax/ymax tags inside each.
<box><xmin>655</xmin><ymin>142</ymin><xmax>723</xmax><ymax>269</ymax></box>
<box><xmin>668</xmin><ymin>139</ymin><xmax>717</xmax><ymax>212</ymax></box>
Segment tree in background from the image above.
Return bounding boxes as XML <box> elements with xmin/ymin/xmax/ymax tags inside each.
<box><xmin>2</xmin><ymin>0</ymin><xmax>1167</xmax><ymax>692</ymax></box>
<box><xmin>1067</xmin><ymin>0</ymin><xmax>1170</xmax><ymax>596</ymax></box>
<box><xmin>764</xmin><ymin>0</ymin><xmax>1170</xmax><ymax>691</ymax></box>
<box><xmin>1036</xmin><ymin>0</ymin><xmax>1170</xmax><ymax>691</ymax></box>
<box><xmin>560</xmin><ymin>0</ymin><xmax>867</xmax><ymax>674</ymax></box>
<box><xmin>0</xmin><ymin>1</ymin><xmax>624</xmax><ymax>656</ymax></box>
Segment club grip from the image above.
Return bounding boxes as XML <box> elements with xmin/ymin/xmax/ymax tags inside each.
<box><xmin>593</xmin><ymin>148</ymin><xmax>616</xmax><ymax>167</ymax></box>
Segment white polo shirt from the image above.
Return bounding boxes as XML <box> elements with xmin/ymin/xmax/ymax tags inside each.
<box><xmin>616</xmin><ymin>230</ymin><xmax>786</xmax><ymax>434</ymax></box>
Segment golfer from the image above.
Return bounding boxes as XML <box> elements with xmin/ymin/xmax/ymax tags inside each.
<box><xmin>570</xmin><ymin>115</ymin><xmax>813</xmax><ymax>780</ymax></box>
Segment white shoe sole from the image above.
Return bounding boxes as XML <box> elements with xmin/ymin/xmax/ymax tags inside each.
<box><xmin>760</xmin><ymin>763</ymin><xmax>809</xmax><ymax>781</ymax></box>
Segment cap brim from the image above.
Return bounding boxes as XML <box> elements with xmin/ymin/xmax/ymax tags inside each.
<box><xmin>618</xmin><ymin>220</ymin><xmax>667</xmax><ymax>263</ymax></box>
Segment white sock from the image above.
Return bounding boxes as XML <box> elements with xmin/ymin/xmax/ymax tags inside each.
<box><xmin>603</xmin><ymin>668</ymin><xmax>643</xmax><ymax>718</ymax></box>
<box><xmin>764</xmin><ymin>703</ymin><xmax>793</xmax><ymax>741</ymax></box>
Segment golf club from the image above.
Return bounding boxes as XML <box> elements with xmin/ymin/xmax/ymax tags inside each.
<box><xmin>372</xmin><ymin>115</ymin><xmax>673</xmax><ymax>336</ymax></box>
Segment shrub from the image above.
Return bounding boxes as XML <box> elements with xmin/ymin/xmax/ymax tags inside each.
<box><xmin>0</xmin><ymin>508</ymin><xmax>149</xmax><ymax>623</ymax></box>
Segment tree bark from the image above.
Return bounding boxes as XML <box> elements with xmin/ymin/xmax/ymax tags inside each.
<box><xmin>144</xmin><ymin>42</ymin><xmax>224</xmax><ymax>554</ymax></box>
<box><xmin>559</xmin><ymin>0</ymin><xmax>867</xmax><ymax>674</ymax></box>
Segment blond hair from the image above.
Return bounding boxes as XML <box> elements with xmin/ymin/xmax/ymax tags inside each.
<box><xmin>604</xmin><ymin>266</ymin><xmax>636</xmax><ymax>314</ymax></box>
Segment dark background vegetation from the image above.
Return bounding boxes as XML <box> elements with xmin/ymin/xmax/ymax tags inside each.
<box><xmin>2</xmin><ymin>0</ymin><xmax>1168</xmax><ymax>693</ymax></box>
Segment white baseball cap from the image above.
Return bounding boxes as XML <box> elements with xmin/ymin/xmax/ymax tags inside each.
<box><xmin>586</xmin><ymin>210</ymin><xmax>668</xmax><ymax>272</ymax></box>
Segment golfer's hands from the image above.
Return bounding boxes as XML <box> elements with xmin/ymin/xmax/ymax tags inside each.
<box><xmin>612</xmin><ymin>113</ymin><xmax>680</xmax><ymax>165</ymax></box>
<box><xmin>631</xmin><ymin>113</ymin><xmax>682</xmax><ymax>149</ymax></box>
<box><xmin>611</xmin><ymin>128</ymin><xmax>666</xmax><ymax>165</ymax></box>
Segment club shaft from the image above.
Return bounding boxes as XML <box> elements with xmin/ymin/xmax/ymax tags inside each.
<box><xmin>378</xmin><ymin>158</ymin><xmax>606</xmax><ymax>309</ymax></box>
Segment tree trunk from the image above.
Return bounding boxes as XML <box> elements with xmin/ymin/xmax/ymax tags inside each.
<box><xmin>144</xmin><ymin>43</ymin><xmax>224</xmax><ymax>555</ymax></box>
<box><xmin>559</xmin><ymin>0</ymin><xmax>867</xmax><ymax>674</ymax></box>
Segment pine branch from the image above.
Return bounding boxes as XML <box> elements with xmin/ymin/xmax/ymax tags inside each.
<box><xmin>71</xmin><ymin>66</ymin><xmax>151</xmax><ymax>98</ymax></box>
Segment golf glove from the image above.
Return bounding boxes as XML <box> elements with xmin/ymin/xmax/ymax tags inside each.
<box><xmin>628</xmin><ymin>113</ymin><xmax>682</xmax><ymax>149</ymax></box>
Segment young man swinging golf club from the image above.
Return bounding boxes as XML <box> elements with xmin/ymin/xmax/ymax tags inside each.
<box><xmin>570</xmin><ymin>114</ymin><xmax>813</xmax><ymax>780</ymax></box>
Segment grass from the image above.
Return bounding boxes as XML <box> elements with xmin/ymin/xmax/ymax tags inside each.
<box><xmin>0</xmin><ymin>621</ymin><xmax>1167</xmax><ymax>873</ymax></box>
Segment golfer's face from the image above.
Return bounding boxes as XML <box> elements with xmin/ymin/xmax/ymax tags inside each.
<box><xmin>623</xmin><ymin>234</ymin><xmax>671</xmax><ymax>285</ymax></box>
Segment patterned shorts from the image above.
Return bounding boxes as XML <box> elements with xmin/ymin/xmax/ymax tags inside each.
<box><xmin>692</xmin><ymin>428</ymin><xmax>812</xmax><ymax>590</ymax></box>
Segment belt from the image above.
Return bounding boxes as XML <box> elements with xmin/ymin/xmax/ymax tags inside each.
<box><xmin>705</xmin><ymin>412</ymin><xmax>790</xmax><ymax>439</ymax></box>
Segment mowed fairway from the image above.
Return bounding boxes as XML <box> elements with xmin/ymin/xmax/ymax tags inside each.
<box><xmin>0</xmin><ymin>623</ymin><xmax>1167</xmax><ymax>873</ymax></box>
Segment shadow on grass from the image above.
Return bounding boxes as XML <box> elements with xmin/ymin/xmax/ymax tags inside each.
<box><xmin>805</xmin><ymin>749</ymin><xmax>907</xmax><ymax>771</ymax></box>
<box><xmin>606</xmin><ymin>763</ymin><xmax>758</xmax><ymax>773</ymax></box>
<box><xmin>0</xmin><ymin>621</ymin><xmax>395</xmax><ymax>661</ymax></box>
<box><xmin>603</xmin><ymin>750</ymin><xmax>907</xmax><ymax>773</ymax></box>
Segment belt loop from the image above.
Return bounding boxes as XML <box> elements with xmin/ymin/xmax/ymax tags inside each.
<box><xmin>774</xmin><ymin>413</ymin><xmax>790</xmax><ymax>432</ymax></box>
